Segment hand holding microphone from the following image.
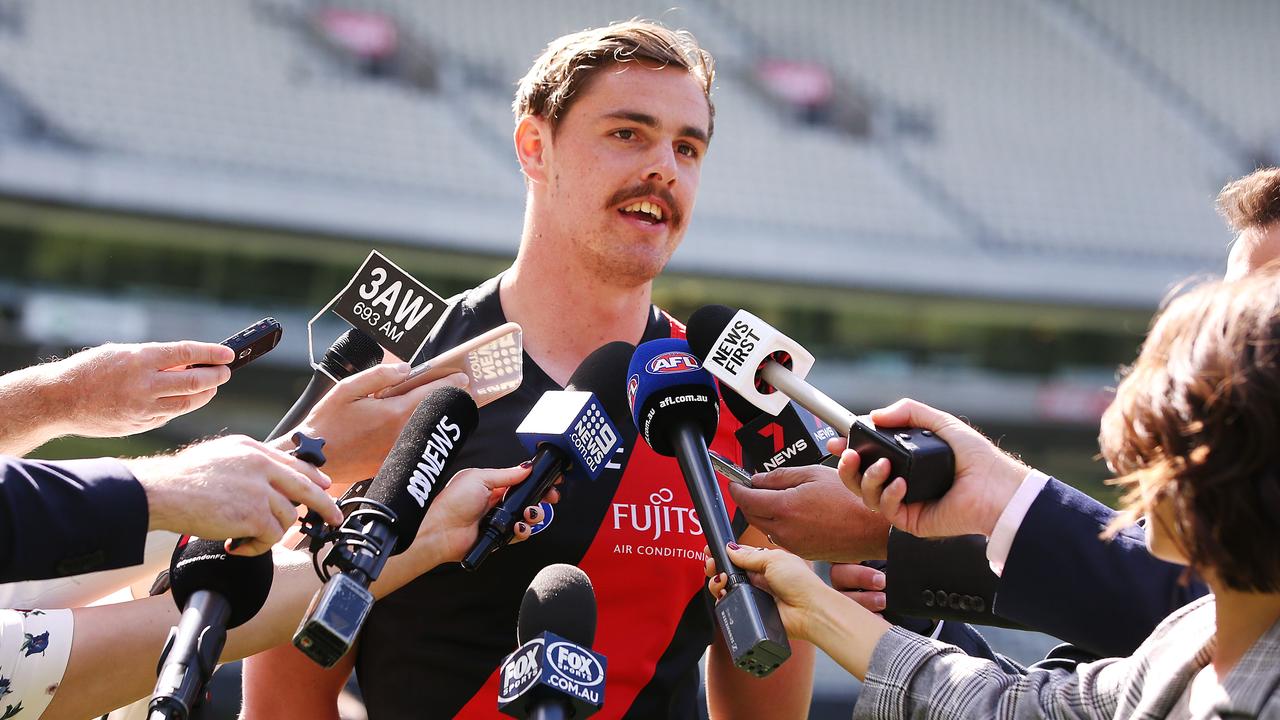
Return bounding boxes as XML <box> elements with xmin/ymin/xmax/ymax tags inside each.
<box><xmin>832</xmin><ymin>398</ymin><xmax>1030</xmax><ymax>540</ymax></box>
<box><xmin>687</xmin><ymin>305</ymin><xmax>955</xmax><ymax>505</ymax></box>
<box><xmin>462</xmin><ymin>341</ymin><xmax>631</xmax><ymax>570</ymax></box>
<box><xmin>627</xmin><ymin>338</ymin><xmax>791</xmax><ymax>677</ymax></box>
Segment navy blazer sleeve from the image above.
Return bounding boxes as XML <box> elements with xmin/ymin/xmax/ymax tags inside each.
<box><xmin>0</xmin><ymin>456</ymin><xmax>150</xmax><ymax>583</ymax></box>
<box><xmin>994</xmin><ymin>477</ymin><xmax>1207</xmax><ymax>658</ymax></box>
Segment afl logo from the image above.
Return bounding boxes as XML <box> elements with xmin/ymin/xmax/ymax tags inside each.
<box><xmin>646</xmin><ymin>352</ymin><xmax>700</xmax><ymax>375</ymax></box>
<box><xmin>627</xmin><ymin>374</ymin><xmax>640</xmax><ymax>411</ymax></box>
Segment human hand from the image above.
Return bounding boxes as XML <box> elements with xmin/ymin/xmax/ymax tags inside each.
<box><xmin>727</xmin><ymin>464</ymin><xmax>891</xmax><ymax>562</ymax></box>
<box><xmin>829</xmin><ymin>563</ymin><xmax>886</xmax><ymax>613</ymax></box>
<box><xmin>414</xmin><ymin>464</ymin><xmax>562</xmax><ymax>566</ymax></box>
<box><xmin>829</xmin><ymin>398</ymin><xmax>1030</xmax><ymax>539</ymax></box>
<box><xmin>705</xmin><ymin>543</ymin><xmax>839</xmax><ymax>643</ymax></box>
<box><xmin>48</xmin><ymin>341</ymin><xmax>235</xmax><ymax>438</ymax></box>
<box><xmin>287</xmin><ymin>365</ymin><xmax>470</xmax><ymax>486</ymax></box>
<box><xmin>125</xmin><ymin>435</ymin><xmax>343</xmax><ymax>555</ymax></box>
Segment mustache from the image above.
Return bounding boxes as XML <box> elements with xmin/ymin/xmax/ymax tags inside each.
<box><xmin>605</xmin><ymin>183</ymin><xmax>682</xmax><ymax>228</ymax></box>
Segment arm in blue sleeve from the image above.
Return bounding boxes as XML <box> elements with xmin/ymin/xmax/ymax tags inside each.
<box><xmin>0</xmin><ymin>456</ymin><xmax>149</xmax><ymax>582</ymax></box>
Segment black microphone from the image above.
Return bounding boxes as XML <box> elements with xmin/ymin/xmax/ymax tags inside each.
<box><xmin>627</xmin><ymin>338</ymin><xmax>791</xmax><ymax>677</ymax></box>
<box><xmin>293</xmin><ymin>386</ymin><xmax>479</xmax><ymax>667</ymax></box>
<box><xmin>149</xmin><ymin>537</ymin><xmax>273</xmax><ymax>720</ymax></box>
<box><xmin>498</xmin><ymin>564</ymin><xmax>606</xmax><ymax>719</ymax></box>
<box><xmin>266</xmin><ymin>328</ymin><xmax>384</xmax><ymax>442</ymax></box>
<box><xmin>735</xmin><ymin>400</ymin><xmax>839</xmax><ymax>473</ymax></box>
<box><xmin>462</xmin><ymin>342</ymin><xmax>632</xmax><ymax>571</ymax></box>
<box><xmin>688</xmin><ymin>304</ymin><xmax>954</xmax><ymax>504</ymax></box>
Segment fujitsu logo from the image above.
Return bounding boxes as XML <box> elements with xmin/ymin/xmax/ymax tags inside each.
<box><xmin>611</xmin><ymin>487</ymin><xmax>703</xmax><ymax>541</ymax></box>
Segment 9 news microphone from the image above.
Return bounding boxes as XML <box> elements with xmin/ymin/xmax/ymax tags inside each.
<box><xmin>627</xmin><ymin>338</ymin><xmax>790</xmax><ymax>677</ymax></box>
<box><xmin>266</xmin><ymin>328</ymin><xmax>384</xmax><ymax>441</ymax></box>
<box><xmin>293</xmin><ymin>386</ymin><xmax>479</xmax><ymax>667</ymax></box>
<box><xmin>687</xmin><ymin>305</ymin><xmax>954</xmax><ymax>504</ymax></box>
<box><xmin>462</xmin><ymin>342</ymin><xmax>632</xmax><ymax>570</ymax></box>
<box><xmin>149</xmin><ymin>537</ymin><xmax>273</xmax><ymax>720</ymax></box>
<box><xmin>498</xmin><ymin>564</ymin><xmax>606</xmax><ymax>719</ymax></box>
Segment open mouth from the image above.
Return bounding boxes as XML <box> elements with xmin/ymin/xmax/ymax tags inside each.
<box><xmin>618</xmin><ymin>200</ymin><xmax>666</xmax><ymax>226</ymax></box>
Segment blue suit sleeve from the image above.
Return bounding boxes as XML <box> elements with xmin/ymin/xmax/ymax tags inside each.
<box><xmin>0</xmin><ymin>456</ymin><xmax>150</xmax><ymax>582</ymax></box>
<box><xmin>995</xmin><ymin>478</ymin><xmax>1207</xmax><ymax>658</ymax></box>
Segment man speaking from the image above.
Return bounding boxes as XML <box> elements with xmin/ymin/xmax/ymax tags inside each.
<box><xmin>243</xmin><ymin>19</ymin><xmax>814</xmax><ymax>720</ymax></box>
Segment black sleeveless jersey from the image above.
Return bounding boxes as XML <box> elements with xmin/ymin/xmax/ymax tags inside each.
<box><xmin>354</xmin><ymin>275</ymin><xmax>748</xmax><ymax>719</ymax></box>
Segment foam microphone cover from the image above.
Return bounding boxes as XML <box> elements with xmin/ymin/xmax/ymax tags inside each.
<box><xmin>565</xmin><ymin>341</ymin><xmax>635</xmax><ymax>425</ymax></box>
<box><xmin>626</xmin><ymin>338</ymin><xmax>720</xmax><ymax>456</ymax></box>
<box><xmin>685</xmin><ymin>305</ymin><xmax>738</xmax><ymax>364</ymax></box>
<box><xmin>319</xmin><ymin>328</ymin><xmax>384</xmax><ymax>379</ymax></box>
<box><xmin>365</xmin><ymin>385</ymin><xmax>480</xmax><ymax>554</ymax></box>
<box><xmin>517</xmin><ymin>564</ymin><xmax>597</xmax><ymax>647</ymax></box>
<box><xmin>168</xmin><ymin>536</ymin><xmax>273</xmax><ymax>629</ymax></box>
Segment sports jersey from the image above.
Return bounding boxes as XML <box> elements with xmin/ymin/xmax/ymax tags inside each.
<box><xmin>355</xmin><ymin>275</ymin><xmax>748</xmax><ymax>719</ymax></box>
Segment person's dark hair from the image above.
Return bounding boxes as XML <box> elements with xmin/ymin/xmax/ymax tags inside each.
<box><xmin>1218</xmin><ymin>167</ymin><xmax>1280</xmax><ymax>233</ymax></box>
<box><xmin>1101</xmin><ymin>271</ymin><xmax>1280</xmax><ymax>592</ymax></box>
<box><xmin>513</xmin><ymin>19</ymin><xmax>715</xmax><ymax>138</ymax></box>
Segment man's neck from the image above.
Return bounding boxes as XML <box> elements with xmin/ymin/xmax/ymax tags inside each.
<box><xmin>500</xmin><ymin>246</ymin><xmax>654</xmax><ymax>387</ymax></box>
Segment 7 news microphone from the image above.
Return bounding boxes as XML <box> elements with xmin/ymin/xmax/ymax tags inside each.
<box><xmin>293</xmin><ymin>386</ymin><xmax>479</xmax><ymax>667</ymax></box>
<box><xmin>148</xmin><ymin>537</ymin><xmax>273</xmax><ymax>720</ymax></box>
<box><xmin>462</xmin><ymin>341</ymin><xmax>632</xmax><ymax>570</ymax></box>
<box><xmin>627</xmin><ymin>338</ymin><xmax>791</xmax><ymax>677</ymax></box>
<box><xmin>498</xmin><ymin>564</ymin><xmax>606</xmax><ymax>719</ymax></box>
<box><xmin>267</xmin><ymin>328</ymin><xmax>384</xmax><ymax>442</ymax></box>
<box><xmin>687</xmin><ymin>305</ymin><xmax>954</xmax><ymax>504</ymax></box>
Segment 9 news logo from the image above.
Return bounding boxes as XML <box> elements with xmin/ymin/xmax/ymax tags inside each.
<box><xmin>645</xmin><ymin>352</ymin><xmax>700</xmax><ymax>375</ymax></box>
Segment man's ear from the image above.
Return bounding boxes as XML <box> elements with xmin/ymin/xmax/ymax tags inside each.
<box><xmin>515</xmin><ymin>115</ymin><xmax>551</xmax><ymax>184</ymax></box>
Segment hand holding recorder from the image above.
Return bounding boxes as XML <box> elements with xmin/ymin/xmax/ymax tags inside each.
<box><xmin>832</xmin><ymin>398</ymin><xmax>1029</xmax><ymax>540</ymax></box>
<box><xmin>686</xmin><ymin>305</ymin><xmax>955</xmax><ymax>505</ymax></box>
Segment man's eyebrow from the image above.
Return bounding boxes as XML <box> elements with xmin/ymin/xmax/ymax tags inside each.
<box><xmin>604</xmin><ymin>110</ymin><xmax>709</xmax><ymax>145</ymax></box>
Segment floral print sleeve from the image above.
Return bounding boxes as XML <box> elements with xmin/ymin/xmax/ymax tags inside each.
<box><xmin>0</xmin><ymin>608</ymin><xmax>73</xmax><ymax>718</ymax></box>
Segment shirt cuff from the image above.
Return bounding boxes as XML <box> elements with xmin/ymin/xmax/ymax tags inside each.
<box><xmin>986</xmin><ymin>470</ymin><xmax>1051</xmax><ymax>576</ymax></box>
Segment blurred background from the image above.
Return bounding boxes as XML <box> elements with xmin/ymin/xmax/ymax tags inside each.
<box><xmin>0</xmin><ymin>0</ymin><xmax>1273</xmax><ymax>717</ymax></box>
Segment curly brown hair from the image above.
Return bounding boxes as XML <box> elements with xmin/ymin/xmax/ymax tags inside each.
<box><xmin>1100</xmin><ymin>271</ymin><xmax>1280</xmax><ymax>591</ymax></box>
<box><xmin>513</xmin><ymin>19</ymin><xmax>715</xmax><ymax>139</ymax></box>
<box><xmin>1218</xmin><ymin>167</ymin><xmax>1280</xmax><ymax>233</ymax></box>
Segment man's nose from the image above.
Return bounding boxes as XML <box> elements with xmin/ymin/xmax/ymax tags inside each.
<box><xmin>643</xmin><ymin>145</ymin><xmax>678</xmax><ymax>185</ymax></box>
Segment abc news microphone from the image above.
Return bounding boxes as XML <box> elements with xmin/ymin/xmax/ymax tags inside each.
<box><xmin>498</xmin><ymin>564</ymin><xmax>606</xmax><ymax>719</ymax></box>
<box><xmin>687</xmin><ymin>305</ymin><xmax>954</xmax><ymax>504</ymax></box>
<box><xmin>462</xmin><ymin>341</ymin><xmax>632</xmax><ymax>570</ymax></box>
<box><xmin>149</xmin><ymin>538</ymin><xmax>273</xmax><ymax>720</ymax></box>
<box><xmin>293</xmin><ymin>386</ymin><xmax>479</xmax><ymax>667</ymax></box>
<box><xmin>266</xmin><ymin>328</ymin><xmax>384</xmax><ymax>441</ymax></box>
<box><xmin>627</xmin><ymin>338</ymin><xmax>791</xmax><ymax>677</ymax></box>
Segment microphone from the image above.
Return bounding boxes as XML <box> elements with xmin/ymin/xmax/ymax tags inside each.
<box><xmin>149</xmin><ymin>537</ymin><xmax>273</xmax><ymax>720</ymax></box>
<box><xmin>626</xmin><ymin>338</ymin><xmax>791</xmax><ymax>677</ymax></box>
<box><xmin>266</xmin><ymin>328</ymin><xmax>384</xmax><ymax>442</ymax></box>
<box><xmin>461</xmin><ymin>342</ymin><xmax>631</xmax><ymax>571</ymax></box>
<box><xmin>498</xmin><ymin>564</ymin><xmax>606</xmax><ymax>719</ymax></box>
<box><xmin>735</xmin><ymin>400</ymin><xmax>839</xmax><ymax>473</ymax></box>
<box><xmin>687</xmin><ymin>305</ymin><xmax>954</xmax><ymax>504</ymax></box>
<box><xmin>293</xmin><ymin>386</ymin><xmax>480</xmax><ymax>667</ymax></box>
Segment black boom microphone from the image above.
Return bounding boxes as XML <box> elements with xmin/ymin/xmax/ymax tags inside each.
<box><xmin>267</xmin><ymin>328</ymin><xmax>384</xmax><ymax>442</ymax></box>
<box><xmin>462</xmin><ymin>341</ymin><xmax>632</xmax><ymax>570</ymax></box>
<box><xmin>498</xmin><ymin>564</ymin><xmax>606</xmax><ymax>719</ymax></box>
<box><xmin>149</xmin><ymin>537</ymin><xmax>273</xmax><ymax>720</ymax></box>
<box><xmin>293</xmin><ymin>385</ymin><xmax>480</xmax><ymax>667</ymax></box>
<box><xmin>626</xmin><ymin>338</ymin><xmax>791</xmax><ymax>677</ymax></box>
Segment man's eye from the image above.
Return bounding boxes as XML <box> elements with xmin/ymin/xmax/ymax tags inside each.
<box><xmin>613</xmin><ymin>129</ymin><xmax>635</xmax><ymax>140</ymax></box>
<box><xmin>677</xmin><ymin>143</ymin><xmax>700</xmax><ymax>158</ymax></box>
